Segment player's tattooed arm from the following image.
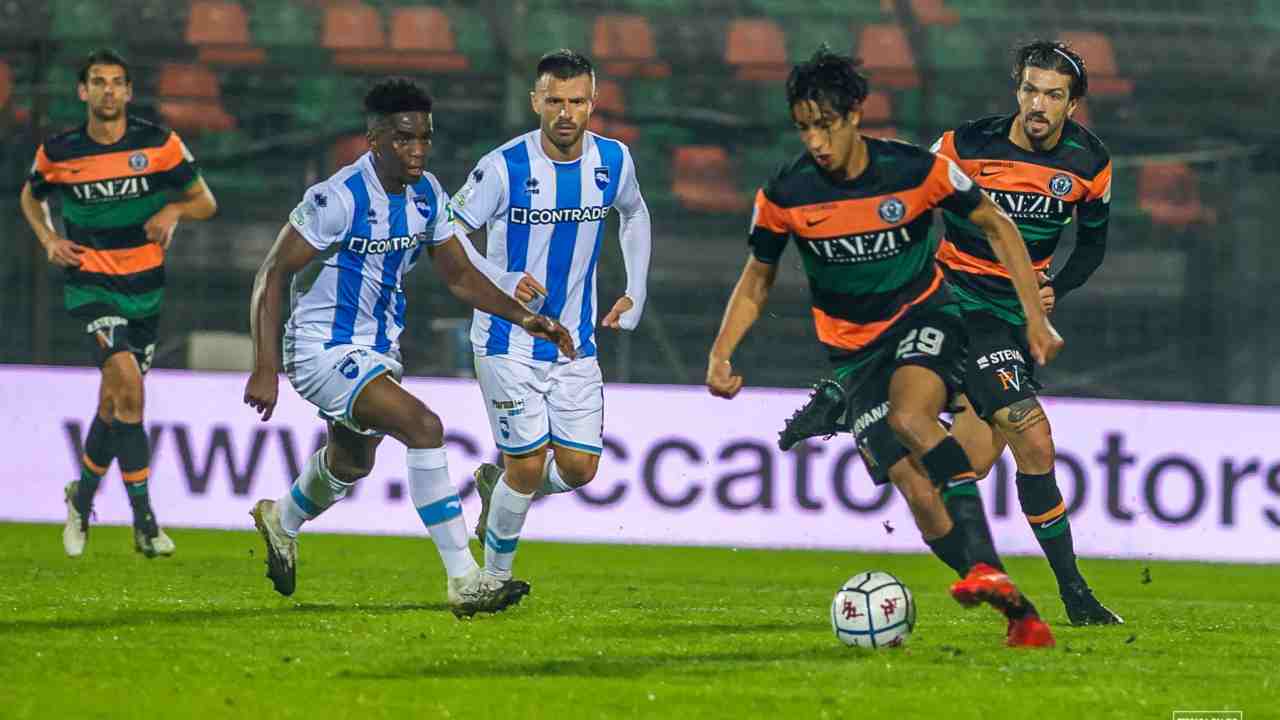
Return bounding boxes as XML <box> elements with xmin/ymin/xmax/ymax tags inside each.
<box><xmin>1000</xmin><ymin>397</ymin><xmax>1048</xmax><ymax>435</ymax></box>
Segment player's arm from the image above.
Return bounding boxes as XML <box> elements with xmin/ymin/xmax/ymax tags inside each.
<box><xmin>144</xmin><ymin>176</ymin><xmax>217</xmax><ymax>248</ymax></box>
<box><xmin>244</xmin><ymin>225</ymin><xmax>317</xmax><ymax>421</ymax></box>
<box><xmin>1047</xmin><ymin>162</ymin><xmax>1112</xmax><ymax>307</ymax></box>
<box><xmin>707</xmin><ymin>255</ymin><xmax>780</xmax><ymax>398</ymax></box>
<box><xmin>602</xmin><ymin>152</ymin><xmax>651</xmax><ymax>330</ymax></box>
<box><xmin>967</xmin><ymin>195</ymin><xmax>1064</xmax><ymax>365</ymax></box>
<box><xmin>428</xmin><ymin>236</ymin><xmax>574</xmax><ymax>358</ymax></box>
<box><xmin>452</xmin><ymin>223</ymin><xmax>547</xmax><ymax>307</ymax></box>
<box><xmin>20</xmin><ymin>180</ymin><xmax>83</xmax><ymax>267</ymax></box>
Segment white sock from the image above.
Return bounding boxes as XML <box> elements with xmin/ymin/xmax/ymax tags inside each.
<box><xmin>408</xmin><ymin>447</ymin><xmax>478</xmax><ymax>579</ymax></box>
<box><xmin>484</xmin><ymin>476</ymin><xmax>534</xmax><ymax>580</ymax></box>
<box><xmin>538</xmin><ymin>454</ymin><xmax>576</xmax><ymax>496</ymax></box>
<box><xmin>278</xmin><ymin>447</ymin><xmax>350</xmax><ymax>538</ymax></box>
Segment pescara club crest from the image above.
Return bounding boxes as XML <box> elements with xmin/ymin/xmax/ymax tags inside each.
<box><xmin>594</xmin><ymin>165</ymin><xmax>610</xmax><ymax>190</ymax></box>
<box><xmin>1049</xmin><ymin>173</ymin><xmax>1073</xmax><ymax>197</ymax></box>
<box><xmin>128</xmin><ymin>151</ymin><xmax>149</xmax><ymax>172</ymax></box>
<box><xmin>878</xmin><ymin>197</ymin><xmax>906</xmax><ymax>224</ymax></box>
<box><xmin>413</xmin><ymin>195</ymin><xmax>433</xmax><ymax>221</ymax></box>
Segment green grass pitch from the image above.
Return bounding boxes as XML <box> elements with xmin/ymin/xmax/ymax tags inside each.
<box><xmin>0</xmin><ymin>523</ymin><xmax>1272</xmax><ymax>719</ymax></box>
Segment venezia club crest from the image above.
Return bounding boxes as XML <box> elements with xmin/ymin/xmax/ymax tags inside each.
<box><xmin>128</xmin><ymin>151</ymin><xmax>149</xmax><ymax>172</ymax></box>
<box><xmin>1049</xmin><ymin>173</ymin><xmax>1073</xmax><ymax>197</ymax></box>
<box><xmin>878</xmin><ymin>197</ymin><xmax>906</xmax><ymax>224</ymax></box>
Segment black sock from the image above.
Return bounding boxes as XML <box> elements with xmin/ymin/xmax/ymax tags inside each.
<box><xmin>1017</xmin><ymin>471</ymin><xmax>1085</xmax><ymax>591</ymax></box>
<box><xmin>77</xmin><ymin>414</ymin><xmax>114</xmax><ymax>514</ymax></box>
<box><xmin>114</xmin><ymin>421</ymin><xmax>156</xmax><ymax>534</ymax></box>
<box><xmin>921</xmin><ymin>436</ymin><xmax>1003</xmax><ymax>572</ymax></box>
<box><xmin>924</xmin><ymin>525</ymin><xmax>970</xmax><ymax>578</ymax></box>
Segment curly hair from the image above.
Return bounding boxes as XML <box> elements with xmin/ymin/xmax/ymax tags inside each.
<box><xmin>1012</xmin><ymin>40</ymin><xmax>1088</xmax><ymax>100</ymax></box>
<box><xmin>785</xmin><ymin>46</ymin><xmax>869</xmax><ymax>117</ymax></box>
<box><xmin>364</xmin><ymin>77</ymin><xmax>433</xmax><ymax>125</ymax></box>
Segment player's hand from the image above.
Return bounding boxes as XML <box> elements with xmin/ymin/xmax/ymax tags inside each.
<box><xmin>601</xmin><ymin>295</ymin><xmax>634</xmax><ymax>330</ymax></box>
<box><xmin>514</xmin><ymin>273</ymin><xmax>547</xmax><ymax>305</ymax></box>
<box><xmin>144</xmin><ymin>205</ymin><xmax>182</xmax><ymax>249</ymax></box>
<box><xmin>244</xmin><ymin>368</ymin><xmax>280</xmax><ymax>421</ymax></box>
<box><xmin>520</xmin><ymin>314</ymin><xmax>577</xmax><ymax>359</ymax></box>
<box><xmin>1036</xmin><ymin>271</ymin><xmax>1056</xmax><ymax>315</ymax></box>
<box><xmin>1026</xmin><ymin>317</ymin><xmax>1064</xmax><ymax>367</ymax></box>
<box><xmin>706</xmin><ymin>356</ymin><xmax>744</xmax><ymax>399</ymax></box>
<box><xmin>43</xmin><ymin>235</ymin><xmax>84</xmax><ymax>267</ymax></box>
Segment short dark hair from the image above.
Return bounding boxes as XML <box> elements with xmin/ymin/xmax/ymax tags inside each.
<box><xmin>535</xmin><ymin>49</ymin><xmax>594</xmax><ymax>85</ymax></box>
<box><xmin>1012</xmin><ymin>40</ymin><xmax>1088</xmax><ymax>100</ymax></box>
<box><xmin>786</xmin><ymin>46</ymin><xmax>870</xmax><ymax>117</ymax></box>
<box><xmin>78</xmin><ymin>49</ymin><xmax>130</xmax><ymax>85</ymax></box>
<box><xmin>363</xmin><ymin>77</ymin><xmax>433</xmax><ymax>126</ymax></box>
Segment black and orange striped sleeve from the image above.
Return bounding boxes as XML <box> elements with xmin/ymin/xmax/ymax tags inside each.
<box><xmin>1077</xmin><ymin>159</ymin><xmax>1112</xmax><ymax>229</ymax></box>
<box><xmin>28</xmin><ymin>145</ymin><xmax>57</xmax><ymax>199</ymax></box>
<box><xmin>747</xmin><ymin>187</ymin><xmax>792</xmax><ymax>264</ymax></box>
<box><xmin>152</xmin><ymin>131</ymin><xmax>200</xmax><ymax>190</ymax></box>
<box><xmin>924</xmin><ymin>155</ymin><xmax>983</xmax><ymax>217</ymax></box>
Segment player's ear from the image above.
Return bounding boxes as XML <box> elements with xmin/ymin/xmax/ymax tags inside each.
<box><xmin>1066</xmin><ymin>97</ymin><xmax>1079</xmax><ymax>118</ymax></box>
<box><xmin>77</xmin><ymin>82</ymin><xmax>89</xmax><ymax>102</ymax></box>
<box><xmin>847</xmin><ymin>106</ymin><xmax>862</xmax><ymax>130</ymax></box>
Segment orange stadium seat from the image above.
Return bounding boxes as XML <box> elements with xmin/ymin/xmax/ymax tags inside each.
<box><xmin>0</xmin><ymin>60</ymin><xmax>11</xmax><ymax>112</ymax></box>
<box><xmin>909</xmin><ymin>0</ymin><xmax>959</xmax><ymax>26</ymax></box>
<box><xmin>594</xmin><ymin>79</ymin><xmax>625</xmax><ymax>116</ymax></box>
<box><xmin>156</xmin><ymin>63</ymin><xmax>236</xmax><ymax>133</ymax></box>
<box><xmin>187</xmin><ymin>1</ymin><xmax>266</xmax><ymax>65</ymax></box>
<box><xmin>323</xmin><ymin>2</ymin><xmax>391</xmax><ymax>69</ymax></box>
<box><xmin>592</xmin><ymin>14</ymin><xmax>670</xmax><ymax>79</ymax></box>
<box><xmin>725</xmin><ymin>18</ymin><xmax>789</xmax><ymax>82</ymax></box>
<box><xmin>672</xmin><ymin>146</ymin><xmax>749</xmax><ymax>213</ymax></box>
<box><xmin>1138</xmin><ymin>161</ymin><xmax>1216</xmax><ymax>228</ymax></box>
<box><xmin>330</xmin><ymin>132</ymin><xmax>369</xmax><ymax>171</ymax></box>
<box><xmin>588</xmin><ymin>116</ymin><xmax>640</xmax><ymax>146</ymax></box>
<box><xmin>1072</xmin><ymin>100</ymin><xmax>1092</xmax><ymax>126</ymax></box>
<box><xmin>856</xmin><ymin>24</ymin><xmax>920</xmax><ymax>89</ymax></box>
<box><xmin>1058</xmin><ymin>31</ymin><xmax>1134</xmax><ymax>97</ymax></box>
<box><xmin>860</xmin><ymin>91</ymin><xmax>892</xmax><ymax>125</ymax></box>
<box><xmin>388</xmin><ymin>7</ymin><xmax>468</xmax><ymax>72</ymax></box>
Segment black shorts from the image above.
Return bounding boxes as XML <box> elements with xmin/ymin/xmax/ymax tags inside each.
<box><xmin>837</xmin><ymin>306</ymin><xmax>968</xmax><ymax>486</ymax></box>
<box><xmin>961</xmin><ymin>311</ymin><xmax>1040</xmax><ymax>420</ymax></box>
<box><xmin>84</xmin><ymin>314</ymin><xmax>159</xmax><ymax>373</ymax></box>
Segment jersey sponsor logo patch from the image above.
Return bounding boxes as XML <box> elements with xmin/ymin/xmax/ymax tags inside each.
<box><xmin>346</xmin><ymin>233</ymin><xmax>426</xmax><ymax>255</ymax></box>
<box><xmin>594</xmin><ymin>165</ymin><xmax>610</xmax><ymax>190</ymax></box>
<box><xmin>877</xmin><ymin>197</ymin><xmax>906</xmax><ymax>224</ymax></box>
<box><xmin>1049</xmin><ymin>173</ymin><xmax>1074</xmax><ymax>197</ymax></box>
<box><xmin>128</xmin><ymin>151</ymin><xmax>149</xmax><ymax>172</ymax></box>
<box><xmin>804</xmin><ymin>227</ymin><xmax>912</xmax><ymax>264</ymax></box>
<box><xmin>70</xmin><ymin>176</ymin><xmax>152</xmax><ymax>202</ymax></box>
<box><xmin>975</xmin><ymin>347</ymin><xmax>1026</xmax><ymax>370</ymax></box>
<box><xmin>852</xmin><ymin>400</ymin><xmax>889</xmax><ymax>436</ymax></box>
<box><xmin>509</xmin><ymin>205</ymin><xmax>611</xmax><ymax>225</ymax></box>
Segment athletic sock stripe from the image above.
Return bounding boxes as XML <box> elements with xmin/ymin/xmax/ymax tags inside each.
<box><xmin>1027</xmin><ymin>501</ymin><xmax>1066</xmax><ymax>524</ymax></box>
<box><xmin>1033</xmin><ymin>516</ymin><xmax>1071</xmax><ymax>540</ymax></box>
<box><xmin>82</xmin><ymin>454</ymin><xmax>109</xmax><ymax>477</ymax></box>
<box><xmin>952</xmin><ymin>471</ymin><xmax>978</xmax><ymax>481</ymax></box>
<box><xmin>122</xmin><ymin>468</ymin><xmax>150</xmax><ymax>483</ymax></box>
<box><xmin>289</xmin><ymin>485</ymin><xmax>322</xmax><ymax>517</ymax></box>
<box><xmin>942</xmin><ymin>483</ymin><xmax>980</xmax><ymax>500</ymax></box>
<box><xmin>416</xmin><ymin>494</ymin><xmax>463</xmax><ymax>526</ymax></box>
<box><xmin>485</xmin><ymin>528</ymin><xmax>519</xmax><ymax>554</ymax></box>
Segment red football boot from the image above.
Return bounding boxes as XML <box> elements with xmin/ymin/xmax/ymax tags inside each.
<box><xmin>949</xmin><ymin>562</ymin><xmax>1022</xmax><ymax>612</ymax></box>
<box><xmin>1007</xmin><ymin>614</ymin><xmax>1056</xmax><ymax>648</ymax></box>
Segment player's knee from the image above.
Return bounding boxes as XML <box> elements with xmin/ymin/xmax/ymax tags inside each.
<box><xmin>403</xmin><ymin>401</ymin><xmax>444</xmax><ymax>448</ymax></box>
<box><xmin>557</xmin><ymin>453</ymin><xmax>600</xmax><ymax>487</ymax></box>
<box><xmin>327</xmin><ymin>454</ymin><xmax>374</xmax><ymax>482</ymax></box>
<box><xmin>886</xmin><ymin>408</ymin><xmax>928</xmax><ymax>448</ymax></box>
<box><xmin>1018</xmin><ymin>429</ymin><xmax>1055</xmax><ymax>470</ymax></box>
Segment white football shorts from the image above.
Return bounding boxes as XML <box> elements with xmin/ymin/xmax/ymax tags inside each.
<box><xmin>474</xmin><ymin>354</ymin><xmax>604</xmax><ymax>456</ymax></box>
<box><xmin>284</xmin><ymin>340</ymin><xmax>403</xmax><ymax>436</ymax></box>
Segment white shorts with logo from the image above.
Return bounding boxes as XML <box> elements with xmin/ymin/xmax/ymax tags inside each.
<box><xmin>474</xmin><ymin>354</ymin><xmax>604</xmax><ymax>456</ymax></box>
<box><xmin>284</xmin><ymin>340</ymin><xmax>403</xmax><ymax>436</ymax></box>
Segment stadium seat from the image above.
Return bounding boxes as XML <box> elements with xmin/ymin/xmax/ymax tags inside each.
<box><xmin>1072</xmin><ymin>100</ymin><xmax>1092</xmax><ymax>126</ymax></box>
<box><xmin>187</xmin><ymin>1</ymin><xmax>267</xmax><ymax>65</ymax></box>
<box><xmin>388</xmin><ymin>7</ymin><xmax>468</xmax><ymax>72</ymax></box>
<box><xmin>725</xmin><ymin>18</ymin><xmax>789</xmax><ymax>82</ymax></box>
<box><xmin>51</xmin><ymin>0</ymin><xmax>113</xmax><ymax>41</ymax></box>
<box><xmin>1138</xmin><ymin>161</ymin><xmax>1216</xmax><ymax>228</ymax></box>
<box><xmin>323</xmin><ymin>2</ymin><xmax>391</xmax><ymax>69</ymax></box>
<box><xmin>331</xmin><ymin>132</ymin><xmax>369</xmax><ymax>171</ymax></box>
<box><xmin>672</xmin><ymin>146</ymin><xmax>749</xmax><ymax>213</ymax></box>
<box><xmin>856</xmin><ymin>24</ymin><xmax>920</xmax><ymax>89</ymax></box>
<box><xmin>861</xmin><ymin>91</ymin><xmax>892</xmax><ymax>125</ymax></box>
<box><xmin>156</xmin><ymin>63</ymin><xmax>237</xmax><ymax>134</ymax></box>
<box><xmin>1058</xmin><ymin>31</ymin><xmax>1134</xmax><ymax>97</ymax></box>
<box><xmin>250</xmin><ymin>0</ymin><xmax>318</xmax><ymax>49</ymax></box>
<box><xmin>594</xmin><ymin>79</ymin><xmax>626</xmax><ymax>116</ymax></box>
<box><xmin>0</xmin><ymin>60</ymin><xmax>11</xmax><ymax>113</ymax></box>
<box><xmin>909</xmin><ymin>0</ymin><xmax>959</xmax><ymax>25</ymax></box>
<box><xmin>588</xmin><ymin>116</ymin><xmax>640</xmax><ymax>146</ymax></box>
<box><xmin>921</xmin><ymin>23</ymin><xmax>990</xmax><ymax>72</ymax></box>
<box><xmin>592</xmin><ymin>14</ymin><xmax>670</xmax><ymax>78</ymax></box>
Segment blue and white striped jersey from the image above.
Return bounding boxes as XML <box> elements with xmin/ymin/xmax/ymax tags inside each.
<box><xmin>450</xmin><ymin>130</ymin><xmax>645</xmax><ymax>364</ymax></box>
<box><xmin>284</xmin><ymin>152</ymin><xmax>453</xmax><ymax>354</ymax></box>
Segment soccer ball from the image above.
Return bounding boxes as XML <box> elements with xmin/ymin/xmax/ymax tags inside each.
<box><xmin>830</xmin><ymin>571</ymin><xmax>916</xmax><ymax>648</ymax></box>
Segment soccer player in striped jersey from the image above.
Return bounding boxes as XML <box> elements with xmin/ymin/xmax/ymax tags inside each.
<box><xmin>709</xmin><ymin>48</ymin><xmax>1061</xmax><ymax>647</ymax></box>
<box><xmin>933</xmin><ymin>41</ymin><xmax>1121</xmax><ymax>625</ymax></box>
<box><xmin>243</xmin><ymin>78</ymin><xmax>574</xmax><ymax>617</ymax></box>
<box><xmin>20</xmin><ymin>49</ymin><xmax>218</xmax><ymax>559</ymax></box>
<box><xmin>451</xmin><ymin>50</ymin><xmax>651</xmax><ymax>586</ymax></box>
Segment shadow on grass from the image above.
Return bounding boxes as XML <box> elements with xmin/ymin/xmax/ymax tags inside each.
<box><xmin>0</xmin><ymin>601</ymin><xmax>452</xmax><ymax>634</ymax></box>
<box><xmin>607</xmin><ymin>621</ymin><xmax>828</xmax><ymax>639</ymax></box>
<box><xmin>341</xmin><ymin>645</ymin><xmax>864</xmax><ymax>680</ymax></box>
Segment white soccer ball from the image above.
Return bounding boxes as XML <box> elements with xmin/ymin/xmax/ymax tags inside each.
<box><xmin>830</xmin><ymin>571</ymin><xmax>916</xmax><ymax>648</ymax></box>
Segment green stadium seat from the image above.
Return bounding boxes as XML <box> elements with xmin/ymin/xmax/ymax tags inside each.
<box><xmin>292</xmin><ymin>73</ymin><xmax>366</xmax><ymax>134</ymax></box>
<box><xmin>448</xmin><ymin>6</ymin><xmax>498</xmax><ymax>72</ymax></box>
<box><xmin>525</xmin><ymin>11</ymin><xmax>588</xmax><ymax>59</ymax></box>
<box><xmin>250</xmin><ymin>0</ymin><xmax>318</xmax><ymax>49</ymax></box>
<box><xmin>921</xmin><ymin>24</ymin><xmax>991</xmax><ymax>73</ymax></box>
<box><xmin>51</xmin><ymin>0</ymin><xmax>113</xmax><ymax>41</ymax></box>
<box><xmin>747</xmin><ymin>0</ymin><xmax>886</xmax><ymax>23</ymax></box>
